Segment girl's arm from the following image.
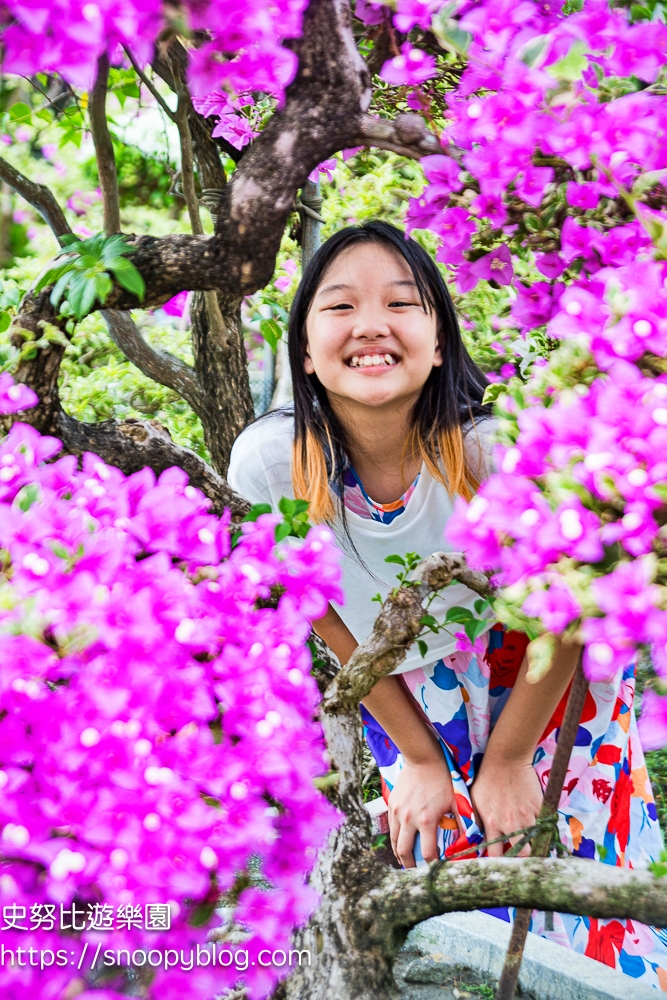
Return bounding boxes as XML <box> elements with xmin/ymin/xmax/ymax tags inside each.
<box><xmin>312</xmin><ymin>604</ymin><xmax>460</xmax><ymax>867</ymax></box>
<box><xmin>471</xmin><ymin>637</ymin><xmax>581</xmax><ymax>856</ymax></box>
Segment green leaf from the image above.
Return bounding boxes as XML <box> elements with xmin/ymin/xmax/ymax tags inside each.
<box><xmin>444</xmin><ymin>606</ymin><xmax>474</xmax><ymax>624</ymax></box>
<box><xmin>292</xmin><ymin>499</ymin><xmax>310</xmax><ymax>516</ymax></box>
<box><xmin>78</xmin><ymin>277</ymin><xmax>98</xmax><ymax>318</ymax></box>
<box><xmin>37</xmin><ymin>259</ymin><xmax>72</xmax><ymax>292</ymax></box>
<box><xmin>431</xmin><ymin>7</ymin><xmax>471</xmax><ymax>55</ymax></box>
<box><xmin>259</xmin><ymin>318</ymin><xmax>282</xmax><ymax>353</ymax></box>
<box><xmin>649</xmin><ymin>849</ymin><xmax>667</xmax><ymax>877</ymax></box>
<box><xmin>16</xmin><ymin>483</ymin><xmax>40</xmax><ymax>512</ymax></box>
<box><xmin>419</xmin><ymin>614</ymin><xmax>438</xmax><ymax>628</ymax></box>
<box><xmin>0</xmin><ymin>311</ymin><xmax>10</xmax><ymax>334</ymax></box>
<box><xmin>548</xmin><ymin>40</ymin><xmax>589</xmax><ymax>82</ymax></box>
<box><xmin>50</xmin><ymin>271</ymin><xmax>73</xmax><ymax>308</ymax></box>
<box><xmin>95</xmin><ymin>272</ymin><xmax>113</xmax><ymax>304</ymax></box>
<box><xmin>464</xmin><ymin>618</ymin><xmax>489</xmax><ymax>643</ymax></box>
<box><xmin>482</xmin><ymin>382</ymin><xmax>508</xmax><ymax>406</ymax></box>
<box><xmin>275</xmin><ymin>522</ymin><xmax>291</xmax><ymax>543</ymax></box>
<box><xmin>66</xmin><ymin>276</ymin><xmax>88</xmax><ymax>319</ymax></box>
<box><xmin>520</xmin><ymin>34</ymin><xmax>548</xmax><ymax>68</ymax></box>
<box><xmin>384</xmin><ymin>554</ymin><xmax>406</xmax><ymax>566</ymax></box>
<box><xmin>242</xmin><ymin>502</ymin><xmax>272</xmax><ymax>522</ymax></box>
<box><xmin>632</xmin><ymin>169</ymin><xmax>667</xmax><ymax>196</ymax></box>
<box><xmin>630</xmin><ymin>3</ymin><xmax>651</xmax><ymax>20</ymax></box>
<box><xmin>9</xmin><ymin>102</ymin><xmax>32</xmax><ymax>124</ymax></box>
<box><xmin>416</xmin><ymin>639</ymin><xmax>428</xmax><ymax>658</ymax></box>
<box><xmin>278</xmin><ymin>496</ymin><xmax>297</xmax><ymax>517</ymax></box>
<box><xmin>474</xmin><ymin>598</ymin><xmax>490</xmax><ymax>615</ymax></box>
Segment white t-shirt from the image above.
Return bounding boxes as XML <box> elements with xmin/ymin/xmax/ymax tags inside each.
<box><xmin>227</xmin><ymin>411</ymin><xmax>498</xmax><ymax>675</ymax></box>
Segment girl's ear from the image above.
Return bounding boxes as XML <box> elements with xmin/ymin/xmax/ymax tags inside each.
<box><xmin>304</xmin><ymin>346</ymin><xmax>315</xmax><ymax>375</ymax></box>
<box><xmin>433</xmin><ymin>336</ymin><xmax>443</xmax><ymax>368</ymax></box>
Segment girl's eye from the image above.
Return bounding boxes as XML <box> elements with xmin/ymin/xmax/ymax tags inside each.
<box><xmin>388</xmin><ymin>300</ymin><xmax>417</xmax><ymax>308</ymax></box>
<box><xmin>327</xmin><ymin>303</ymin><xmax>353</xmax><ymax>311</ymax></box>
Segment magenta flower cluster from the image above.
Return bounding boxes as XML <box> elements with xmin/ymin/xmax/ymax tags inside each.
<box><xmin>417</xmin><ymin>1</ymin><xmax>667</xmax><ymax>747</ymax></box>
<box><xmin>447</xmin><ymin>339</ymin><xmax>667</xmax><ymax>678</ymax></box>
<box><xmin>403</xmin><ymin>0</ymin><xmax>667</xmax><ymax>292</ymax></box>
<box><xmin>0</xmin><ymin>378</ymin><xmax>342</xmax><ymax>999</ymax></box>
<box><xmin>1</xmin><ymin>0</ymin><xmax>308</xmax><ymax>101</ymax></box>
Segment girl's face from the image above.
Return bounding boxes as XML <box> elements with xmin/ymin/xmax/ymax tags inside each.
<box><xmin>304</xmin><ymin>242</ymin><xmax>442</xmax><ymax>410</ymax></box>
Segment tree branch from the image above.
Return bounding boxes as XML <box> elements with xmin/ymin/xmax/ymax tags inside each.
<box><xmin>89</xmin><ymin>54</ymin><xmax>121</xmax><ymax>234</ymax></box>
<box><xmin>101</xmin><ymin>310</ymin><xmax>203</xmax><ymax>411</ymax></box>
<box><xmin>322</xmin><ymin>552</ymin><xmax>493</xmax><ymax>714</ymax></box>
<box><xmin>12</xmin><ymin>0</ymin><xmax>441</xmax><ymax>322</ymax></box>
<box><xmin>359</xmin><ymin>856</ymin><xmax>667</xmax><ymax>944</ymax></box>
<box><xmin>55</xmin><ymin>411</ymin><xmax>250</xmax><ymax>517</ymax></box>
<box><xmin>123</xmin><ymin>46</ymin><xmax>177</xmax><ymax>122</ymax></box>
<box><xmin>0</xmin><ymin>156</ymin><xmax>70</xmax><ymax>239</ymax></box>
<box><xmin>353</xmin><ymin>112</ymin><xmax>440</xmax><ymax>159</ymax></box>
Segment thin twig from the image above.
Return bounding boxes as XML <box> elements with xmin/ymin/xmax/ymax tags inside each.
<box><xmin>123</xmin><ymin>46</ymin><xmax>177</xmax><ymax>122</ymax></box>
<box><xmin>0</xmin><ymin>156</ymin><xmax>70</xmax><ymax>239</ymax></box>
<box><xmin>89</xmin><ymin>54</ymin><xmax>121</xmax><ymax>234</ymax></box>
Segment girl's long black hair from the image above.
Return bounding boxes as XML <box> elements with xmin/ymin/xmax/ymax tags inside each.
<box><xmin>288</xmin><ymin>220</ymin><xmax>491</xmax><ymax>523</ymax></box>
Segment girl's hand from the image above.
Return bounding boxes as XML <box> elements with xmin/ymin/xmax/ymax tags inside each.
<box><xmin>388</xmin><ymin>756</ymin><xmax>461</xmax><ymax>868</ymax></box>
<box><xmin>471</xmin><ymin>756</ymin><xmax>543</xmax><ymax>857</ymax></box>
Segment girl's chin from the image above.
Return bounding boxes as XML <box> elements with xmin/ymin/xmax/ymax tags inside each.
<box><xmin>333</xmin><ymin>384</ymin><xmax>415</xmax><ymax>409</ymax></box>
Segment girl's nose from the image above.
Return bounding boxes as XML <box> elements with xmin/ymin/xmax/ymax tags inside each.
<box><xmin>350</xmin><ymin>303</ymin><xmax>390</xmax><ymax>339</ymax></box>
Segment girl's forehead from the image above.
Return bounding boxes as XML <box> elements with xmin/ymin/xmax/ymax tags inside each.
<box><xmin>317</xmin><ymin>243</ymin><xmax>414</xmax><ymax>290</ymax></box>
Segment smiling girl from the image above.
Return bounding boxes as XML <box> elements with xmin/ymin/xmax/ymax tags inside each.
<box><xmin>228</xmin><ymin>221</ymin><xmax>667</xmax><ymax>982</ymax></box>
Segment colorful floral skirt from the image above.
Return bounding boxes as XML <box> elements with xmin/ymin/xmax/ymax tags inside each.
<box><xmin>361</xmin><ymin>624</ymin><xmax>667</xmax><ymax>987</ymax></box>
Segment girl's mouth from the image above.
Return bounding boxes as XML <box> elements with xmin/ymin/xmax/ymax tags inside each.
<box><xmin>347</xmin><ymin>353</ymin><xmax>398</xmax><ymax>368</ymax></box>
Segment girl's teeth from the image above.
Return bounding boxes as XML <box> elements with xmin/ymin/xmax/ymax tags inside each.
<box><xmin>350</xmin><ymin>354</ymin><xmax>396</xmax><ymax>367</ymax></box>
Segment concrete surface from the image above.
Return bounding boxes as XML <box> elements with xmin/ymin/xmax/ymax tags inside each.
<box><xmin>401</xmin><ymin>910</ymin><xmax>659</xmax><ymax>1000</ymax></box>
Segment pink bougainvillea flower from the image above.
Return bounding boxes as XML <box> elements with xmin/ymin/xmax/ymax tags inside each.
<box><xmin>355</xmin><ymin>0</ymin><xmax>389</xmax><ymax>25</ymax></box>
<box><xmin>393</xmin><ymin>0</ymin><xmax>442</xmax><ymax>32</ymax></box>
<box><xmin>0</xmin><ymin>373</ymin><xmax>38</xmax><ymax>413</ymax></box>
<box><xmin>567</xmin><ymin>182</ymin><xmax>602</xmax><ymax>210</ymax></box>
<box><xmin>523</xmin><ymin>578</ymin><xmax>582</xmax><ymax>634</ymax></box>
<box><xmin>380</xmin><ymin>43</ymin><xmax>437</xmax><ymax>86</ymax></box>
<box><xmin>211</xmin><ymin>113</ymin><xmax>257</xmax><ymax>149</ymax></box>
<box><xmin>514</xmin><ymin>166</ymin><xmax>554</xmax><ymax>208</ymax></box>
<box><xmin>535</xmin><ymin>252</ymin><xmax>565</xmax><ymax>279</ymax></box>
<box><xmin>309</xmin><ymin>158</ymin><xmax>337</xmax><ymax>183</ymax></box>
<box><xmin>0</xmin><ymin>375</ymin><xmax>343</xmax><ymax>1000</ymax></box>
<box><xmin>560</xmin><ymin>218</ymin><xmax>597</xmax><ymax>266</ymax></box>
<box><xmin>637</xmin><ymin>689</ymin><xmax>667</xmax><ymax>752</ymax></box>
<box><xmin>511</xmin><ymin>281</ymin><xmax>563</xmax><ymax>331</ymax></box>
<box><xmin>434</xmin><ymin>207</ymin><xmax>477</xmax><ymax>266</ymax></box>
<box><xmin>162</xmin><ymin>290</ymin><xmax>190</xmax><ymax>318</ymax></box>
<box><xmin>470</xmin><ymin>245</ymin><xmax>514</xmax><ymax>286</ymax></box>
